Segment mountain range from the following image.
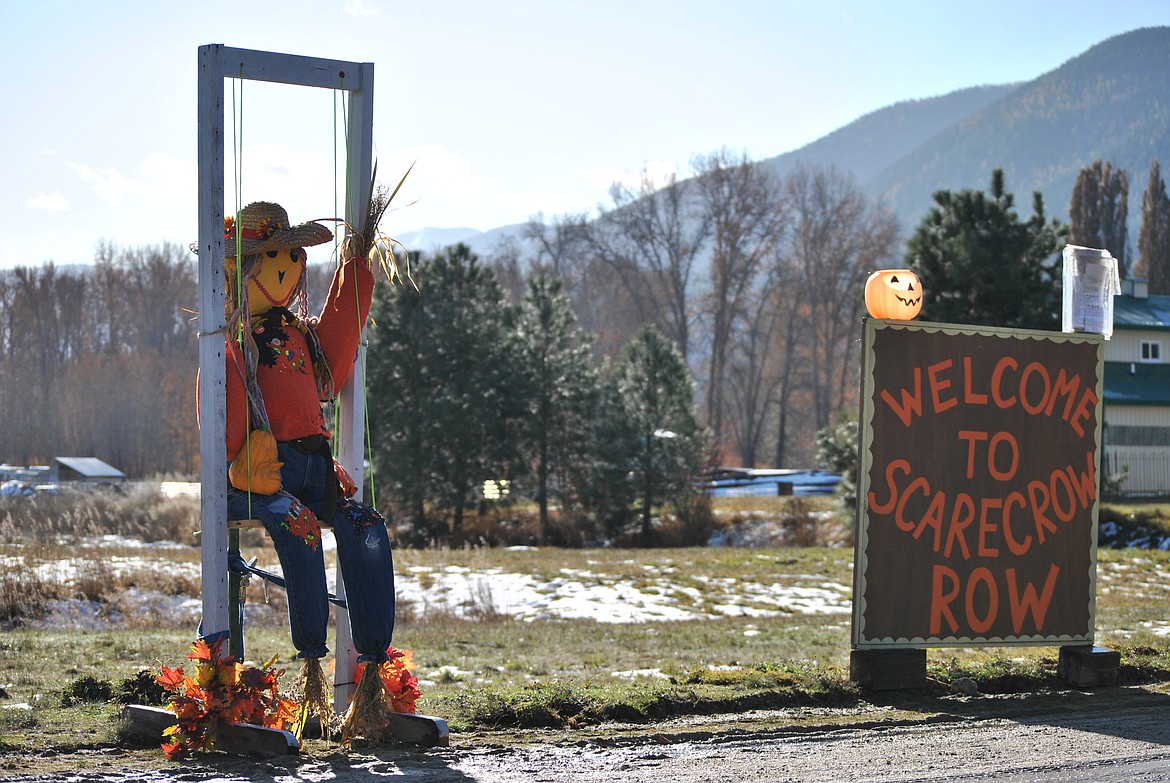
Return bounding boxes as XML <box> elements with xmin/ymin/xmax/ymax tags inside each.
<box><xmin>402</xmin><ymin>26</ymin><xmax>1170</xmax><ymax>258</ymax></box>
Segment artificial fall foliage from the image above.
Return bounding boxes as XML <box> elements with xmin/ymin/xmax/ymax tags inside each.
<box><xmin>356</xmin><ymin>646</ymin><xmax>421</xmax><ymax>714</ymax></box>
<box><xmin>156</xmin><ymin>638</ymin><xmax>297</xmax><ymax>759</ymax></box>
<box><xmin>156</xmin><ymin>641</ymin><xmax>422</xmax><ymax>757</ymax></box>
<box><xmin>338</xmin><ymin>646</ymin><xmax>422</xmax><ymax>746</ymax></box>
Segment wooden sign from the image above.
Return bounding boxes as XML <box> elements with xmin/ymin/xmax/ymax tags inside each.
<box><xmin>852</xmin><ymin>320</ymin><xmax>1104</xmax><ymax>648</ymax></box>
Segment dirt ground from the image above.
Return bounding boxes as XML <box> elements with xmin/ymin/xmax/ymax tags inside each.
<box><xmin>5</xmin><ymin>685</ymin><xmax>1170</xmax><ymax>782</ymax></box>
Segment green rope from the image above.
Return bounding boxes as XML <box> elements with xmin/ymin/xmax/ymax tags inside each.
<box><xmin>331</xmin><ymin>88</ymin><xmax>344</xmax><ymax>462</ymax></box>
<box><xmin>231</xmin><ymin>74</ymin><xmax>252</xmax><ymax>517</ymax></box>
<box><xmin>362</xmin><ymin>337</ymin><xmax>377</xmax><ymax>510</ymax></box>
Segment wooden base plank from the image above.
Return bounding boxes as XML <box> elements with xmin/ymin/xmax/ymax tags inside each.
<box><xmin>387</xmin><ymin>711</ymin><xmax>450</xmax><ymax>747</ymax></box>
<box><xmin>122</xmin><ymin>704</ymin><xmax>448</xmax><ymax>752</ymax></box>
<box><xmin>120</xmin><ymin>704</ymin><xmax>300</xmax><ymax>757</ymax></box>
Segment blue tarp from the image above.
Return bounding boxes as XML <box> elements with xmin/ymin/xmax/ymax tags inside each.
<box><xmin>699</xmin><ymin>469</ymin><xmax>843</xmax><ymax>497</ymax></box>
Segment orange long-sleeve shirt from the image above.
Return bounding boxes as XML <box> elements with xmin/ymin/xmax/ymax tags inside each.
<box><xmin>223</xmin><ymin>259</ymin><xmax>374</xmax><ymax>460</ymax></box>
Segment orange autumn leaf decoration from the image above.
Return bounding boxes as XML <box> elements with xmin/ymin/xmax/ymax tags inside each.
<box><xmin>156</xmin><ymin>666</ymin><xmax>186</xmax><ymax>692</ymax></box>
<box><xmin>352</xmin><ymin>646</ymin><xmax>422</xmax><ymax>714</ymax></box>
<box><xmin>156</xmin><ymin>638</ymin><xmax>297</xmax><ymax>759</ymax></box>
<box><xmin>228</xmin><ymin>429</ymin><xmax>282</xmax><ymax>495</ymax></box>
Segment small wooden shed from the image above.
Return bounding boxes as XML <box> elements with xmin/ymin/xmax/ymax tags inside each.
<box><xmin>54</xmin><ymin>457</ymin><xmax>126</xmax><ymax>483</ymax></box>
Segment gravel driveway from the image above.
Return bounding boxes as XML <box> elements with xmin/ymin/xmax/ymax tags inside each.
<box><xmin>6</xmin><ymin>686</ymin><xmax>1170</xmax><ymax>782</ymax></box>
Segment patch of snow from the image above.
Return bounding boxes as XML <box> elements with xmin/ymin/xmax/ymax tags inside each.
<box><xmin>395</xmin><ymin>567</ymin><xmax>852</xmax><ymax>623</ymax></box>
<box><xmin>611</xmin><ymin>668</ymin><xmax>670</xmax><ymax>680</ymax></box>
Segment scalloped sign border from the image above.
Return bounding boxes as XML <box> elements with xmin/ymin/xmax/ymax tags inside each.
<box><xmin>852</xmin><ymin>319</ymin><xmax>1104</xmax><ymax>649</ymax></box>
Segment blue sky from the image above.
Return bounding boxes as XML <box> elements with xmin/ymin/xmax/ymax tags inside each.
<box><xmin>2</xmin><ymin>1</ymin><xmax>1169</xmax><ymax>268</ymax></box>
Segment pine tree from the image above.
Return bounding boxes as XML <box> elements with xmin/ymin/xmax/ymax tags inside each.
<box><xmin>905</xmin><ymin>169</ymin><xmax>1066</xmax><ymax>329</ymax></box>
<box><xmin>576</xmin><ymin>367</ymin><xmax>640</xmax><ymax>539</ymax></box>
<box><xmin>1138</xmin><ymin>160</ymin><xmax>1170</xmax><ymax>294</ymax></box>
<box><xmin>612</xmin><ymin>325</ymin><xmax>708</xmax><ymax>544</ymax></box>
<box><xmin>366</xmin><ymin>244</ymin><xmax>522</xmax><ymax>541</ymax></box>
<box><xmin>514</xmin><ymin>271</ymin><xmax>597</xmax><ymax>543</ymax></box>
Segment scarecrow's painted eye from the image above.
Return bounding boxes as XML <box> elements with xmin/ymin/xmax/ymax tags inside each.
<box><xmin>267</xmin><ymin>250</ymin><xmax>279</xmax><ymax>259</ymax></box>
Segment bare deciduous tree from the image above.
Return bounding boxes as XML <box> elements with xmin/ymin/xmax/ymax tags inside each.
<box><xmin>781</xmin><ymin>165</ymin><xmax>899</xmax><ymax>450</ymax></box>
<box><xmin>0</xmin><ymin>244</ymin><xmax>197</xmax><ymax>475</ymax></box>
<box><xmin>523</xmin><ymin>211</ymin><xmax>591</xmax><ymax>280</ymax></box>
<box><xmin>692</xmin><ymin>149</ymin><xmax>787</xmax><ymax>448</ymax></box>
<box><xmin>586</xmin><ymin>168</ymin><xmax>710</xmax><ymax>364</ymax></box>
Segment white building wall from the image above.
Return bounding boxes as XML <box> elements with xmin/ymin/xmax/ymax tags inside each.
<box><xmin>1108</xmin><ymin>329</ymin><xmax>1168</xmax><ymax>364</ymax></box>
<box><xmin>1103</xmin><ymin>403</ymin><xmax>1170</xmax><ymax>495</ymax></box>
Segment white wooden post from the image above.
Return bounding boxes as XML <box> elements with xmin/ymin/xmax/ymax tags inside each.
<box><xmin>332</xmin><ymin>59</ymin><xmax>376</xmax><ymax>709</ymax></box>
<box><xmin>195</xmin><ymin>45</ymin><xmax>374</xmax><ymax>707</ymax></box>
<box><xmin>197</xmin><ymin>44</ymin><xmax>229</xmax><ymax>644</ymax></box>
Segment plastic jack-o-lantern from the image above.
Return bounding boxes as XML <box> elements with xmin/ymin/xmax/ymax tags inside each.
<box><xmin>865</xmin><ymin>269</ymin><xmax>923</xmax><ymax>320</ymax></box>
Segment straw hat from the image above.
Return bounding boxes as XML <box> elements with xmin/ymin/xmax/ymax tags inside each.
<box><xmin>224</xmin><ymin>201</ymin><xmax>332</xmax><ymax>259</ymax></box>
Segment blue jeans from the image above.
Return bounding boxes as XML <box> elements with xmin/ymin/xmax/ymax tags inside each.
<box><xmin>227</xmin><ymin>442</ymin><xmax>396</xmax><ymax>663</ymax></box>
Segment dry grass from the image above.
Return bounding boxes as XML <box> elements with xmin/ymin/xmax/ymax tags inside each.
<box><xmin>0</xmin><ymin>536</ymin><xmax>1167</xmax><ymax>749</ymax></box>
<box><xmin>2</xmin><ymin>490</ymin><xmax>1170</xmax><ymax>742</ymax></box>
<box><xmin>0</xmin><ymin>483</ymin><xmax>200</xmax><ymax>545</ymax></box>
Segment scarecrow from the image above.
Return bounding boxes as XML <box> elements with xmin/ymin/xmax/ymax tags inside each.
<box><xmin>219</xmin><ymin>200</ymin><xmax>396</xmax><ymax>735</ymax></box>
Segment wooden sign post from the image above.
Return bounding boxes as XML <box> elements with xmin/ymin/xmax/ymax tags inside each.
<box><xmin>851</xmin><ymin>319</ymin><xmax>1114</xmax><ymax>688</ymax></box>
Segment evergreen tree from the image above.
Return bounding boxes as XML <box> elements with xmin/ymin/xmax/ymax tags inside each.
<box><xmin>575</xmin><ymin>364</ymin><xmax>640</xmax><ymax>540</ymax></box>
<box><xmin>815</xmin><ymin>414</ymin><xmax>859</xmax><ymax>517</ymax></box>
<box><xmin>905</xmin><ymin>169</ymin><xmax>1065</xmax><ymax>330</ymax></box>
<box><xmin>514</xmin><ymin>272</ymin><xmax>597</xmax><ymax>543</ymax></box>
<box><xmin>1138</xmin><ymin>160</ymin><xmax>1170</xmax><ymax>294</ymax></box>
<box><xmin>1068</xmin><ymin>160</ymin><xmax>1129</xmax><ymax>275</ymax></box>
<box><xmin>612</xmin><ymin>325</ymin><xmax>708</xmax><ymax>544</ymax></box>
<box><xmin>366</xmin><ymin>244</ymin><xmax>522</xmax><ymax>541</ymax></box>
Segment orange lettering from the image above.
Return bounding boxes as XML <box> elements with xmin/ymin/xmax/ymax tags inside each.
<box><xmin>1049</xmin><ymin>467</ymin><xmax>1077</xmax><ymax>523</ymax></box>
<box><xmin>1070</xmin><ymin>387</ymin><xmax>1098</xmax><ymax>438</ymax></box>
<box><xmin>991</xmin><ymin>356</ymin><xmax>1018</xmax><ymax>409</ymax></box>
<box><xmin>880</xmin><ymin>369</ymin><xmax>923</xmax><ymax>427</ymax></box>
<box><xmin>1019</xmin><ymin>362</ymin><xmax>1051</xmax><ymax>415</ymax></box>
<box><xmin>1002</xmin><ymin>491</ymin><xmax>1032</xmax><ymax>556</ymax></box>
<box><xmin>1007</xmin><ymin>564</ymin><xmax>1060</xmax><ymax>634</ymax></box>
<box><xmin>1046</xmin><ymin>368</ymin><xmax>1082</xmax><ymax>422</ymax></box>
<box><xmin>931</xmin><ymin>565</ymin><xmax>960</xmax><ymax>635</ymax></box>
<box><xmin>928</xmin><ymin>359</ymin><xmax>958</xmax><ymax>414</ymax></box>
<box><xmin>1027</xmin><ymin>480</ymin><xmax>1057</xmax><ymax>545</ymax></box>
<box><xmin>965</xmin><ymin>567</ymin><xmax>998</xmax><ymax>634</ymax></box>
<box><xmin>944</xmin><ymin>493</ymin><xmax>975</xmax><ymax>560</ymax></box>
<box><xmin>1066</xmin><ymin>452</ymin><xmax>1097</xmax><ymax>509</ymax></box>
<box><xmin>895</xmin><ymin>477</ymin><xmax>930</xmax><ymax>533</ymax></box>
<box><xmin>988</xmin><ymin>431</ymin><xmax>1019</xmax><ymax>481</ymax></box>
<box><xmin>915</xmin><ymin>489</ymin><xmax>946</xmax><ymax>551</ymax></box>
<box><xmin>868</xmin><ymin>459</ymin><xmax>910</xmax><ymax>515</ymax></box>
<box><xmin>978</xmin><ymin>498</ymin><xmax>1002</xmax><ymax>557</ymax></box>
<box><xmin>957</xmin><ymin>430</ymin><xmax>988</xmax><ymax>479</ymax></box>
<box><xmin>963</xmin><ymin>356</ymin><xmax>988</xmax><ymax>404</ymax></box>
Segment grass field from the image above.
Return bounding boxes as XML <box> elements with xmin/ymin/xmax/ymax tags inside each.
<box><xmin>2</xmin><ymin>488</ymin><xmax>1170</xmax><ymax>757</ymax></box>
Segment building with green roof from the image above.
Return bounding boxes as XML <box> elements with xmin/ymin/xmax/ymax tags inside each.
<box><xmin>1103</xmin><ymin>279</ymin><xmax>1170</xmax><ymax>495</ymax></box>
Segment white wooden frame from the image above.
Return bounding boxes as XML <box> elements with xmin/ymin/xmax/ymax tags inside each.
<box><xmin>196</xmin><ymin>44</ymin><xmax>374</xmax><ymax>708</ymax></box>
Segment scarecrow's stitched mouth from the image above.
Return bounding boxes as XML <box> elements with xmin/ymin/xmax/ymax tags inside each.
<box><xmin>896</xmin><ymin>294</ymin><xmax>921</xmax><ymax>307</ymax></box>
<box><xmin>253</xmin><ymin>276</ymin><xmax>290</xmax><ymax>306</ymax></box>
